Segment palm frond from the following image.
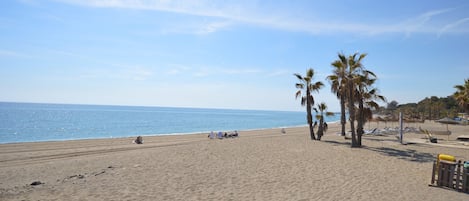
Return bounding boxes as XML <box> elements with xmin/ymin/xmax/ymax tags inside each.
<box><xmin>311</xmin><ymin>81</ymin><xmax>324</xmax><ymax>91</ymax></box>
<box><xmin>306</xmin><ymin>69</ymin><xmax>314</xmax><ymax>78</ymax></box>
<box><xmin>366</xmin><ymin>101</ymin><xmax>380</xmax><ymax>110</ymax></box>
<box><xmin>295</xmin><ymin>83</ymin><xmax>304</xmax><ymax>89</ymax></box>
<box><xmin>295</xmin><ymin>90</ymin><xmax>302</xmax><ymax>99</ymax></box>
<box><xmin>376</xmin><ymin>95</ymin><xmax>386</xmax><ymax>102</ymax></box>
<box><xmin>327</xmin><ymin>75</ymin><xmax>338</xmax><ymax>81</ymax></box>
<box><xmin>454</xmin><ymin>85</ymin><xmax>465</xmax><ymax>91</ymax></box>
<box><xmin>294</xmin><ymin>73</ymin><xmax>303</xmax><ymax>80</ymax></box>
<box><xmin>358</xmin><ymin>53</ymin><xmax>367</xmax><ymax>62</ymax></box>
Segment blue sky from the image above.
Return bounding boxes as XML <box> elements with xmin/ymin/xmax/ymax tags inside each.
<box><xmin>1</xmin><ymin>0</ymin><xmax>468</xmax><ymax>112</ymax></box>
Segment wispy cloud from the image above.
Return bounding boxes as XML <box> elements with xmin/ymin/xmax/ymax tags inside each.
<box><xmin>192</xmin><ymin>67</ymin><xmax>262</xmax><ymax>77</ymax></box>
<box><xmin>54</xmin><ymin>0</ymin><xmax>469</xmax><ymax>36</ymax></box>
<box><xmin>158</xmin><ymin>20</ymin><xmax>233</xmax><ymax>35</ymax></box>
<box><xmin>55</xmin><ymin>0</ymin><xmax>240</xmax><ymax>18</ymax></box>
<box><xmin>76</xmin><ymin>66</ymin><xmax>154</xmax><ymax>81</ymax></box>
<box><xmin>121</xmin><ymin>66</ymin><xmax>154</xmax><ymax>81</ymax></box>
<box><xmin>397</xmin><ymin>8</ymin><xmax>453</xmax><ymax>37</ymax></box>
<box><xmin>164</xmin><ymin>64</ymin><xmax>263</xmax><ymax>78</ymax></box>
<box><xmin>196</xmin><ymin>20</ymin><xmax>233</xmax><ymax>34</ymax></box>
<box><xmin>0</xmin><ymin>49</ymin><xmax>32</xmax><ymax>58</ymax></box>
<box><xmin>220</xmin><ymin>68</ymin><xmax>261</xmax><ymax>75</ymax></box>
<box><xmin>438</xmin><ymin>17</ymin><xmax>469</xmax><ymax>37</ymax></box>
<box><xmin>36</xmin><ymin>48</ymin><xmax>155</xmax><ymax>81</ymax></box>
<box><xmin>267</xmin><ymin>69</ymin><xmax>290</xmax><ymax>77</ymax></box>
<box><xmin>165</xmin><ymin>64</ymin><xmax>191</xmax><ymax>75</ymax></box>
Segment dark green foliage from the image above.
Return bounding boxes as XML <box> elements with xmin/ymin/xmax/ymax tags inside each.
<box><xmin>376</xmin><ymin>96</ymin><xmax>462</xmax><ymax>120</ymax></box>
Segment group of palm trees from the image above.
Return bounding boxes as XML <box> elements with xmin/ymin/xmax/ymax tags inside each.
<box><xmin>295</xmin><ymin>52</ymin><xmax>385</xmax><ymax>148</ymax></box>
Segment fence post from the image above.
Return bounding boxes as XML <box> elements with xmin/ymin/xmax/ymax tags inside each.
<box><xmin>463</xmin><ymin>166</ymin><xmax>469</xmax><ymax>193</ymax></box>
<box><xmin>455</xmin><ymin>160</ymin><xmax>461</xmax><ymax>191</ymax></box>
<box><xmin>431</xmin><ymin>161</ymin><xmax>436</xmax><ymax>185</ymax></box>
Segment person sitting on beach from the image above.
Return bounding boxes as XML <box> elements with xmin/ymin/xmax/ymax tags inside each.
<box><xmin>208</xmin><ymin>131</ymin><xmax>215</xmax><ymax>139</ymax></box>
<box><xmin>217</xmin><ymin>131</ymin><xmax>223</xmax><ymax>139</ymax></box>
<box><xmin>133</xmin><ymin>136</ymin><xmax>143</xmax><ymax>144</ymax></box>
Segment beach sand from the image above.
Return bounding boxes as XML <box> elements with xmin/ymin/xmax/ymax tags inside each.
<box><xmin>1</xmin><ymin>121</ymin><xmax>468</xmax><ymax>200</ymax></box>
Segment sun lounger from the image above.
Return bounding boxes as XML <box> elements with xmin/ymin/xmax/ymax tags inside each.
<box><xmin>419</xmin><ymin>128</ymin><xmax>438</xmax><ymax>143</ymax></box>
<box><xmin>456</xmin><ymin>135</ymin><xmax>469</xmax><ymax>141</ymax></box>
<box><xmin>364</xmin><ymin>128</ymin><xmax>378</xmax><ymax>135</ymax></box>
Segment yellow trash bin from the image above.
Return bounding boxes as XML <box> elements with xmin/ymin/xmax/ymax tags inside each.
<box><xmin>438</xmin><ymin>154</ymin><xmax>456</xmax><ymax>163</ymax></box>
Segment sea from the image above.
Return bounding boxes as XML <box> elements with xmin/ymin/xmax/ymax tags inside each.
<box><xmin>0</xmin><ymin>102</ymin><xmax>340</xmax><ymax>144</ymax></box>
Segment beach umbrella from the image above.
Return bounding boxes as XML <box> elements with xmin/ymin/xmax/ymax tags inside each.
<box><xmin>435</xmin><ymin>117</ymin><xmax>460</xmax><ymax>131</ymax></box>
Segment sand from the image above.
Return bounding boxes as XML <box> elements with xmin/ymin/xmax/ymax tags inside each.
<box><xmin>0</xmin><ymin>121</ymin><xmax>468</xmax><ymax>200</ymax></box>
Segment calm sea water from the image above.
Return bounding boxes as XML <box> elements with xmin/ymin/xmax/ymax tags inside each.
<box><xmin>0</xmin><ymin>102</ymin><xmax>340</xmax><ymax>144</ymax></box>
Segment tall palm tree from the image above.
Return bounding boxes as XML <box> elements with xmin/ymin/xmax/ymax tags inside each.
<box><xmin>327</xmin><ymin>54</ymin><xmax>348</xmax><ymax>137</ymax></box>
<box><xmin>328</xmin><ymin>52</ymin><xmax>384</xmax><ymax>147</ymax></box>
<box><xmin>345</xmin><ymin>53</ymin><xmax>367</xmax><ymax>147</ymax></box>
<box><xmin>315</xmin><ymin>102</ymin><xmax>335</xmax><ymax>141</ymax></box>
<box><xmin>295</xmin><ymin>68</ymin><xmax>324</xmax><ymax>140</ymax></box>
<box><xmin>454</xmin><ymin>79</ymin><xmax>469</xmax><ymax>113</ymax></box>
<box><xmin>355</xmin><ymin>72</ymin><xmax>386</xmax><ymax>146</ymax></box>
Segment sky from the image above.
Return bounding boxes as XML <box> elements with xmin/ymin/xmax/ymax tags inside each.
<box><xmin>0</xmin><ymin>0</ymin><xmax>468</xmax><ymax>112</ymax></box>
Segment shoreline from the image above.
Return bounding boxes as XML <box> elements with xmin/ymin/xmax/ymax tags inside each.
<box><xmin>2</xmin><ymin>102</ymin><xmax>328</xmax><ymax>145</ymax></box>
<box><xmin>2</xmin><ymin>119</ymin><xmax>467</xmax><ymax>147</ymax></box>
<box><xmin>0</xmin><ymin>123</ymin><xmax>316</xmax><ymax>145</ymax></box>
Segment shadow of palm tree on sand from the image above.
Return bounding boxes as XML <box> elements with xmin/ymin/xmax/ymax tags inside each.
<box><xmin>323</xmin><ymin>139</ymin><xmax>435</xmax><ymax>163</ymax></box>
<box><xmin>364</xmin><ymin>146</ymin><xmax>435</xmax><ymax>163</ymax></box>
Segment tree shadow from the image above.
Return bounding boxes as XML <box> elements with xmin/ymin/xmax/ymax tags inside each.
<box><xmin>322</xmin><ymin>140</ymin><xmax>351</xmax><ymax>146</ymax></box>
<box><xmin>362</xmin><ymin>136</ymin><xmax>400</xmax><ymax>143</ymax></box>
<box><xmin>363</xmin><ymin>146</ymin><xmax>435</xmax><ymax>163</ymax></box>
<box><xmin>322</xmin><ymin>139</ymin><xmax>435</xmax><ymax>163</ymax></box>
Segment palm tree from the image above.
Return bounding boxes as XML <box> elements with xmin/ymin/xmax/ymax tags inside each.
<box><xmin>454</xmin><ymin>79</ymin><xmax>469</xmax><ymax>113</ymax></box>
<box><xmin>355</xmin><ymin>72</ymin><xmax>386</xmax><ymax>146</ymax></box>
<box><xmin>295</xmin><ymin>68</ymin><xmax>324</xmax><ymax>140</ymax></box>
<box><xmin>315</xmin><ymin>102</ymin><xmax>335</xmax><ymax>141</ymax></box>
<box><xmin>328</xmin><ymin>52</ymin><xmax>384</xmax><ymax>147</ymax></box>
<box><xmin>327</xmin><ymin>54</ymin><xmax>348</xmax><ymax>137</ymax></box>
<box><xmin>345</xmin><ymin>53</ymin><xmax>367</xmax><ymax>147</ymax></box>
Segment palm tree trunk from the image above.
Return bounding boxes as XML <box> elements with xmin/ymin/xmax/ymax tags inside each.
<box><xmin>306</xmin><ymin>91</ymin><xmax>316</xmax><ymax>140</ymax></box>
<box><xmin>348</xmin><ymin>80</ymin><xmax>358</xmax><ymax>147</ymax></box>
<box><xmin>340</xmin><ymin>95</ymin><xmax>346</xmax><ymax>137</ymax></box>
<box><xmin>357</xmin><ymin>99</ymin><xmax>364</xmax><ymax>147</ymax></box>
<box><xmin>307</xmin><ymin>111</ymin><xmax>315</xmax><ymax>140</ymax></box>
<box><xmin>318</xmin><ymin>117</ymin><xmax>324</xmax><ymax>140</ymax></box>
